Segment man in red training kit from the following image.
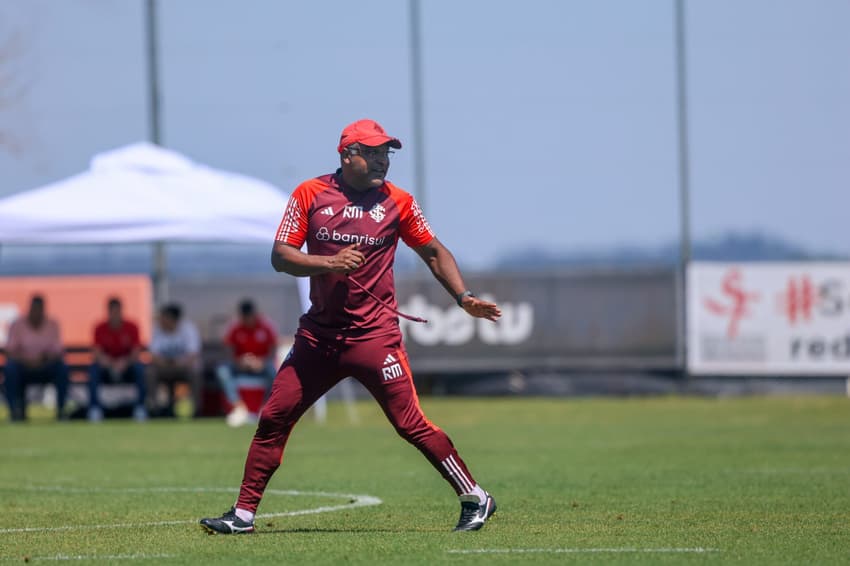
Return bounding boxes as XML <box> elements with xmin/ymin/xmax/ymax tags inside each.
<box><xmin>200</xmin><ymin>119</ymin><xmax>501</xmax><ymax>534</ymax></box>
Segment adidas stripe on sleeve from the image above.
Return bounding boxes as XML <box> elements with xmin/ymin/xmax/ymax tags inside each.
<box><xmin>275</xmin><ymin>185</ymin><xmax>311</xmax><ymax>247</ymax></box>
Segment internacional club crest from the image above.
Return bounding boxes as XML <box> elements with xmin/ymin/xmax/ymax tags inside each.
<box><xmin>369</xmin><ymin>203</ymin><xmax>386</xmax><ymax>222</ymax></box>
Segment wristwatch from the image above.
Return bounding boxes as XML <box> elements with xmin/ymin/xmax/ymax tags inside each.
<box><xmin>456</xmin><ymin>290</ymin><xmax>475</xmax><ymax>306</ymax></box>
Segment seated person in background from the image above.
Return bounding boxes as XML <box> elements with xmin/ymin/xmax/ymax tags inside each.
<box><xmin>216</xmin><ymin>299</ymin><xmax>278</xmax><ymax>427</ymax></box>
<box><xmin>88</xmin><ymin>297</ymin><xmax>147</xmax><ymax>422</ymax></box>
<box><xmin>147</xmin><ymin>303</ymin><xmax>202</xmax><ymax>418</ymax></box>
<box><xmin>3</xmin><ymin>294</ymin><xmax>69</xmax><ymax>421</ymax></box>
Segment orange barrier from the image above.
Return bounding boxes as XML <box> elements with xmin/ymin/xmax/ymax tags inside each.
<box><xmin>0</xmin><ymin>274</ymin><xmax>153</xmax><ymax>348</ymax></box>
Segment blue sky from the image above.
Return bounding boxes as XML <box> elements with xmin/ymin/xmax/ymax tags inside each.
<box><xmin>0</xmin><ymin>0</ymin><xmax>847</xmax><ymax>268</ymax></box>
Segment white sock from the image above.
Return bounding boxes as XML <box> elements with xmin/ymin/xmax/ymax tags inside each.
<box><xmin>462</xmin><ymin>484</ymin><xmax>487</xmax><ymax>505</ymax></box>
<box><xmin>234</xmin><ymin>507</ymin><xmax>255</xmax><ymax>523</ymax></box>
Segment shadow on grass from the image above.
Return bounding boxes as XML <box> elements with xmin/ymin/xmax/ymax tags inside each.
<box><xmin>254</xmin><ymin>526</ymin><xmax>443</xmax><ymax>535</ymax></box>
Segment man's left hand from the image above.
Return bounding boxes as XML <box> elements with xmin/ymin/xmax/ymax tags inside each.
<box><xmin>460</xmin><ymin>297</ymin><xmax>502</xmax><ymax>322</ymax></box>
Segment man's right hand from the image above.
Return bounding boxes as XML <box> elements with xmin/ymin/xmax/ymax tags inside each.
<box><xmin>238</xmin><ymin>353</ymin><xmax>264</xmax><ymax>373</ymax></box>
<box><xmin>327</xmin><ymin>244</ymin><xmax>366</xmax><ymax>273</ymax></box>
<box><xmin>110</xmin><ymin>359</ymin><xmax>129</xmax><ymax>377</ymax></box>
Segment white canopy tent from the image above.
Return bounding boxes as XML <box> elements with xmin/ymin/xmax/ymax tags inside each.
<box><xmin>0</xmin><ymin>142</ymin><xmax>289</xmax><ymax>244</ymax></box>
<box><xmin>0</xmin><ymin>142</ymin><xmax>309</xmax><ymax>307</ymax></box>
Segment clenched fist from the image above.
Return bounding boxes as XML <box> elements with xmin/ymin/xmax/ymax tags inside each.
<box><xmin>328</xmin><ymin>243</ymin><xmax>366</xmax><ymax>273</ymax></box>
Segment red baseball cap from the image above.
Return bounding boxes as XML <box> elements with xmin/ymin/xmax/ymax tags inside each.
<box><xmin>337</xmin><ymin>119</ymin><xmax>402</xmax><ymax>153</ymax></box>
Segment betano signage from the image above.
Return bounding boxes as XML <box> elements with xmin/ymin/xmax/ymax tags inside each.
<box><xmin>688</xmin><ymin>262</ymin><xmax>850</xmax><ymax>375</ymax></box>
<box><xmin>395</xmin><ymin>271</ymin><xmax>677</xmax><ymax>372</ymax></box>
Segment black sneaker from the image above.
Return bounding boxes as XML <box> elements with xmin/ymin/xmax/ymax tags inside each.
<box><xmin>199</xmin><ymin>507</ymin><xmax>255</xmax><ymax>534</ymax></box>
<box><xmin>453</xmin><ymin>493</ymin><xmax>497</xmax><ymax>531</ymax></box>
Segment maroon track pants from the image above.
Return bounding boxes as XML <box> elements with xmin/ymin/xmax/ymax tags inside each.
<box><xmin>236</xmin><ymin>332</ymin><xmax>478</xmax><ymax>513</ymax></box>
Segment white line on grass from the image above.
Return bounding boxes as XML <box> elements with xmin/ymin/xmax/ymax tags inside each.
<box><xmin>726</xmin><ymin>467</ymin><xmax>850</xmax><ymax>475</ymax></box>
<box><xmin>0</xmin><ymin>553</ymin><xmax>175</xmax><ymax>562</ymax></box>
<box><xmin>447</xmin><ymin>548</ymin><xmax>720</xmax><ymax>554</ymax></box>
<box><xmin>0</xmin><ymin>486</ymin><xmax>382</xmax><ymax>534</ymax></box>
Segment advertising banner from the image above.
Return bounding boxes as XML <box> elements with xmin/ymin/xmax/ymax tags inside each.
<box><xmin>395</xmin><ymin>270</ymin><xmax>677</xmax><ymax>373</ymax></box>
<box><xmin>688</xmin><ymin>262</ymin><xmax>850</xmax><ymax>375</ymax></box>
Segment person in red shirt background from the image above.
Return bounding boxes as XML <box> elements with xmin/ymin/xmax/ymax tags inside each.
<box><xmin>215</xmin><ymin>299</ymin><xmax>278</xmax><ymax>427</ymax></box>
<box><xmin>201</xmin><ymin>119</ymin><xmax>502</xmax><ymax>535</ymax></box>
<box><xmin>88</xmin><ymin>297</ymin><xmax>147</xmax><ymax>422</ymax></box>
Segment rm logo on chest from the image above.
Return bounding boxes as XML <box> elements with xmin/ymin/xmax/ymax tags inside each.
<box><xmin>343</xmin><ymin>205</ymin><xmax>363</xmax><ymax>219</ymax></box>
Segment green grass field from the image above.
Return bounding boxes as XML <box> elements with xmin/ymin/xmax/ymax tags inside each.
<box><xmin>1</xmin><ymin>396</ymin><xmax>849</xmax><ymax>565</ymax></box>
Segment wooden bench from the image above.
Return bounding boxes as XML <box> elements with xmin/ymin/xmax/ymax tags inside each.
<box><xmin>0</xmin><ymin>345</ymin><xmax>230</xmax><ymax>417</ymax></box>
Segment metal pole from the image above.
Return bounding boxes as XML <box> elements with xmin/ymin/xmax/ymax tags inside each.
<box><xmin>151</xmin><ymin>244</ymin><xmax>169</xmax><ymax>306</ymax></box>
<box><xmin>153</xmin><ymin>242</ymin><xmax>168</xmax><ymax>306</ymax></box>
<box><xmin>145</xmin><ymin>0</ymin><xmax>161</xmax><ymax>146</ymax></box>
<box><xmin>408</xmin><ymin>0</ymin><xmax>427</xmax><ymax>217</ymax></box>
<box><xmin>674</xmin><ymin>0</ymin><xmax>691</xmax><ymax>375</ymax></box>
<box><xmin>145</xmin><ymin>0</ymin><xmax>168</xmax><ymax>305</ymax></box>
